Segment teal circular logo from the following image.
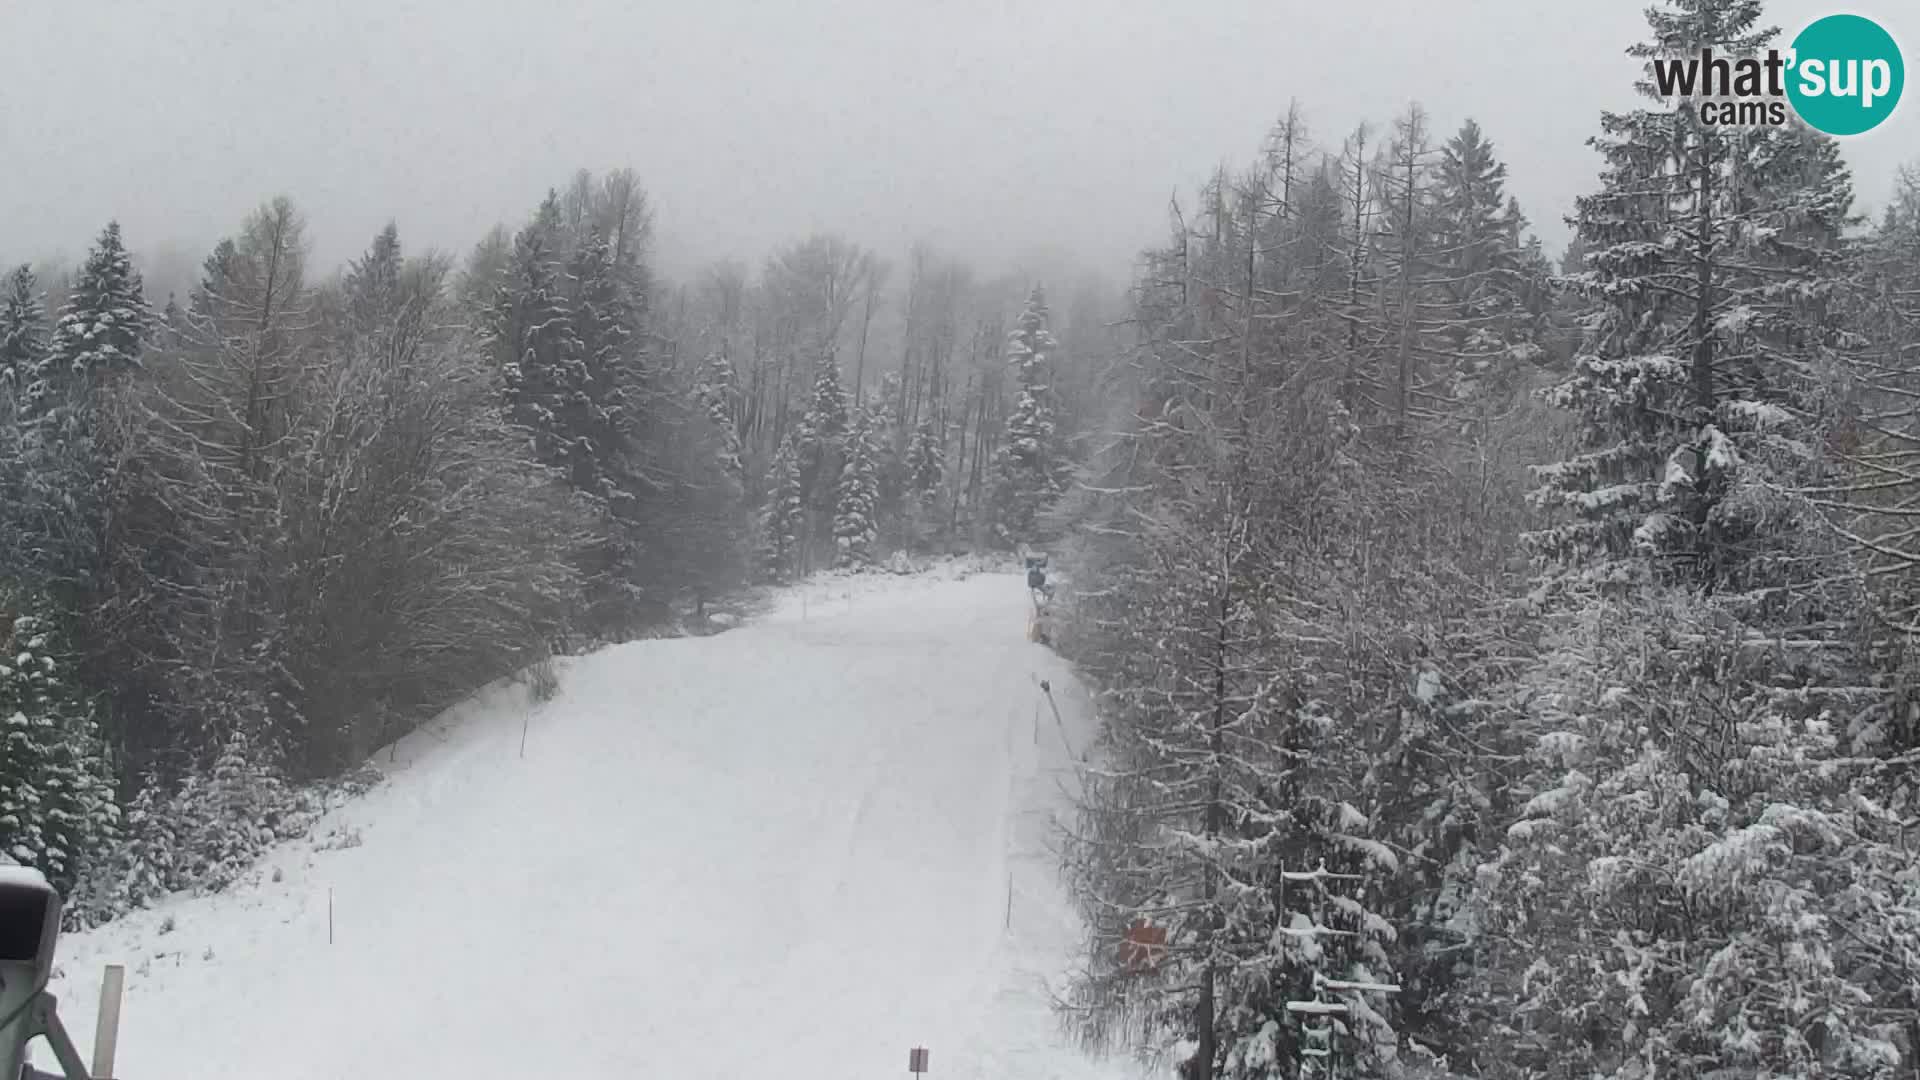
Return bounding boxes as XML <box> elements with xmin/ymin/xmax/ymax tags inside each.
<box><xmin>1786</xmin><ymin>14</ymin><xmax>1904</xmax><ymax>136</ymax></box>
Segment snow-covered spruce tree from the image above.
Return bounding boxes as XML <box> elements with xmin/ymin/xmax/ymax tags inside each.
<box><xmin>0</xmin><ymin>264</ymin><xmax>47</xmax><ymax>405</ymax></box>
<box><xmin>794</xmin><ymin>358</ymin><xmax>851</xmax><ymax>569</ymax></box>
<box><xmin>0</xmin><ymin>265</ymin><xmax>50</xmax><ymax>582</ymax></box>
<box><xmin>567</xmin><ymin>227</ymin><xmax>643</xmax><ymax>506</ymax></box>
<box><xmin>1476</xmin><ymin>591</ymin><xmax>1920</xmax><ymax>1079</ymax></box>
<box><xmin>565</xmin><ymin>226</ymin><xmax>654</xmax><ymax>632</ymax></box>
<box><xmin>0</xmin><ymin>593</ymin><xmax>118</xmax><ymax>896</ymax></box>
<box><xmin>694</xmin><ymin>349</ymin><xmax>747</xmax><ymax>499</ymax></box>
<box><xmin>901</xmin><ymin>413</ymin><xmax>946</xmax><ymax>551</ymax></box>
<box><xmin>759</xmin><ymin>433</ymin><xmax>806</xmax><ymax>583</ymax></box>
<box><xmin>1429</xmin><ymin>119</ymin><xmax>1550</xmax><ymax>412</ymax></box>
<box><xmin>834</xmin><ymin>407</ymin><xmax>881</xmax><ymax>568</ymax></box>
<box><xmin>42</xmin><ymin>221</ymin><xmax>152</xmax><ymax>395</ymax></box>
<box><xmin>11</xmin><ymin>223</ymin><xmax>153</xmax><ymax>597</ymax></box>
<box><xmin>1528</xmin><ymin>0</ymin><xmax>1854</xmax><ymax>596</ymax></box>
<box><xmin>493</xmin><ymin>192</ymin><xmax>593</xmax><ymax>488</ymax></box>
<box><xmin>1484</xmin><ymin>3</ymin><xmax>1903</xmax><ymax>1074</ymax></box>
<box><xmin>344</xmin><ymin>222</ymin><xmax>406</xmax><ymax>349</ymax></box>
<box><xmin>797</xmin><ymin>357</ymin><xmax>850</xmax><ymax>493</ymax></box>
<box><xmin>991</xmin><ymin>286</ymin><xmax>1069</xmax><ymax>549</ymax></box>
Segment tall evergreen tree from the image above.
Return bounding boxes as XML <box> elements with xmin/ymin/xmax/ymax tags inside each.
<box><xmin>797</xmin><ymin>358</ymin><xmax>850</xmax><ymax>499</ymax></box>
<box><xmin>12</xmin><ymin>224</ymin><xmax>152</xmax><ymax>597</ymax></box>
<box><xmin>695</xmin><ymin>349</ymin><xmax>746</xmax><ymax>498</ymax></box>
<box><xmin>568</xmin><ymin>228</ymin><xmax>643</xmax><ymax>503</ymax></box>
<box><xmin>834</xmin><ymin>408</ymin><xmax>881</xmax><ymax>567</ymax></box>
<box><xmin>759</xmin><ymin>433</ymin><xmax>806</xmax><ymax>582</ymax></box>
<box><xmin>1429</xmin><ymin>119</ymin><xmax>1545</xmax><ymax>408</ymax></box>
<box><xmin>0</xmin><ymin>593</ymin><xmax>118</xmax><ymax>895</ymax></box>
<box><xmin>794</xmin><ymin>359</ymin><xmax>851</xmax><ymax>569</ymax></box>
<box><xmin>495</xmin><ymin>192</ymin><xmax>592</xmax><ymax>482</ymax></box>
<box><xmin>1485</xmin><ymin>4</ymin><xmax>1896</xmax><ymax>1076</ymax></box>
<box><xmin>0</xmin><ymin>265</ymin><xmax>47</xmax><ymax>404</ymax></box>
<box><xmin>991</xmin><ymin>286</ymin><xmax>1068</xmax><ymax>547</ymax></box>
<box><xmin>1529</xmin><ymin>0</ymin><xmax>1853</xmax><ymax>593</ymax></box>
<box><xmin>901</xmin><ymin>413</ymin><xmax>946</xmax><ymax>551</ymax></box>
<box><xmin>43</xmin><ymin>221</ymin><xmax>152</xmax><ymax>392</ymax></box>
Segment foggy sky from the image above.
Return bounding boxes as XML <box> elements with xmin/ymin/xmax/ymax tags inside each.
<box><xmin>2</xmin><ymin>0</ymin><xmax>1915</xmax><ymax>286</ymax></box>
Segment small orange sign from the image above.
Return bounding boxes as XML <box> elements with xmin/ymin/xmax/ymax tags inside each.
<box><xmin>1120</xmin><ymin>919</ymin><xmax>1168</xmax><ymax>972</ymax></box>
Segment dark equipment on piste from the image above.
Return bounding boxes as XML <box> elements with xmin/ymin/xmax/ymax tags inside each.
<box><xmin>1025</xmin><ymin>553</ymin><xmax>1052</xmax><ymax>599</ymax></box>
<box><xmin>1024</xmin><ymin>552</ymin><xmax>1054</xmax><ymax>644</ymax></box>
<box><xmin>0</xmin><ymin>869</ymin><xmax>113</xmax><ymax>1080</ymax></box>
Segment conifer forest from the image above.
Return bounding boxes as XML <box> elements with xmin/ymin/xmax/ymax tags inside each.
<box><xmin>7</xmin><ymin>0</ymin><xmax>1920</xmax><ymax>1076</ymax></box>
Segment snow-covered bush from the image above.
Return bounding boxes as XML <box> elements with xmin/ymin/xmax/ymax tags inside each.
<box><xmin>64</xmin><ymin>731</ymin><xmax>381</xmax><ymax>930</ymax></box>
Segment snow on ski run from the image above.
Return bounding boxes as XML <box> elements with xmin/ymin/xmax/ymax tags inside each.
<box><xmin>40</xmin><ymin>567</ymin><xmax>1148</xmax><ymax>1080</ymax></box>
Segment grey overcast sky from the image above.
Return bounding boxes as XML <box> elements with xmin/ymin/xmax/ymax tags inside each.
<box><xmin>2</xmin><ymin>0</ymin><xmax>1915</xmax><ymax>285</ymax></box>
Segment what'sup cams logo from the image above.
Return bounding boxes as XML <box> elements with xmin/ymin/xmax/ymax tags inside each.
<box><xmin>1651</xmin><ymin>12</ymin><xmax>1904</xmax><ymax>135</ymax></box>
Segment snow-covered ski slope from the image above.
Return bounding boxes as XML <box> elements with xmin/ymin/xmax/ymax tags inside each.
<box><xmin>44</xmin><ymin>568</ymin><xmax>1148</xmax><ymax>1080</ymax></box>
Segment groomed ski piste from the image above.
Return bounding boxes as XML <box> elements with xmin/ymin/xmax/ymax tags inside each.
<box><xmin>37</xmin><ymin>564</ymin><xmax>1152</xmax><ymax>1080</ymax></box>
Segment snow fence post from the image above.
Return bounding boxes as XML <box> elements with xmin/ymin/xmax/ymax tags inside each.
<box><xmin>90</xmin><ymin>965</ymin><xmax>123</xmax><ymax>1079</ymax></box>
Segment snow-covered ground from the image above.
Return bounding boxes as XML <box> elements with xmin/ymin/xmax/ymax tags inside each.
<box><xmin>38</xmin><ymin>567</ymin><xmax>1146</xmax><ymax>1080</ymax></box>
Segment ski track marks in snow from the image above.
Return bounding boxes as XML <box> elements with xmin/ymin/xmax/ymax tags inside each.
<box><xmin>41</xmin><ymin>569</ymin><xmax>1153</xmax><ymax>1080</ymax></box>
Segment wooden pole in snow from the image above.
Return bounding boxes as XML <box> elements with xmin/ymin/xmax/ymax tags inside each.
<box><xmin>91</xmin><ymin>965</ymin><xmax>124</xmax><ymax>1079</ymax></box>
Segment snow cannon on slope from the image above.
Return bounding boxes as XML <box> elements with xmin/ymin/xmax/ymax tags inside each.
<box><xmin>0</xmin><ymin>868</ymin><xmax>115</xmax><ymax>1080</ymax></box>
<box><xmin>1020</xmin><ymin>549</ymin><xmax>1056</xmax><ymax>644</ymax></box>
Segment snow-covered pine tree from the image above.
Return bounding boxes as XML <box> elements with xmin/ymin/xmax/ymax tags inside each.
<box><xmin>42</xmin><ymin>221</ymin><xmax>152</xmax><ymax>394</ymax></box>
<box><xmin>495</xmin><ymin>192</ymin><xmax>592</xmax><ymax>483</ymax></box>
<box><xmin>794</xmin><ymin>358</ymin><xmax>851</xmax><ymax>569</ymax></box>
<box><xmin>344</xmin><ymin>222</ymin><xmax>405</xmax><ymax>346</ymax></box>
<box><xmin>0</xmin><ymin>593</ymin><xmax>118</xmax><ymax>895</ymax></box>
<box><xmin>0</xmin><ymin>264</ymin><xmax>47</xmax><ymax>405</ymax></box>
<box><xmin>0</xmin><ymin>266</ymin><xmax>50</xmax><ymax>583</ymax></box>
<box><xmin>1483</xmin><ymin>3</ymin><xmax>1900</xmax><ymax>1074</ymax></box>
<box><xmin>567</xmin><ymin>227</ymin><xmax>642</xmax><ymax>504</ymax></box>
<box><xmin>991</xmin><ymin>286</ymin><xmax>1068</xmax><ymax>548</ymax></box>
<box><xmin>759</xmin><ymin>433</ymin><xmax>806</xmax><ymax>583</ymax></box>
<box><xmin>797</xmin><ymin>357</ymin><xmax>850</xmax><ymax>496</ymax></box>
<box><xmin>13</xmin><ymin>224</ymin><xmax>152</xmax><ymax>597</ymax></box>
<box><xmin>1528</xmin><ymin>0</ymin><xmax>1853</xmax><ymax>595</ymax></box>
<box><xmin>1429</xmin><ymin>119</ymin><xmax>1548</xmax><ymax>411</ymax></box>
<box><xmin>901</xmin><ymin>413</ymin><xmax>946</xmax><ymax>551</ymax></box>
<box><xmin>189</xmin><ymin>721</ymin><xmax>292</xmax><ymax>892</ymax></box>
<box><xmin>834</xmin><ymin>407</ymin><xmax>881</xmax><ymax>567</ymax></box>
<box><xmin>695</xmin><ymin>349</ymin><xmax>746</xmax><ymax>500</ymax></box>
